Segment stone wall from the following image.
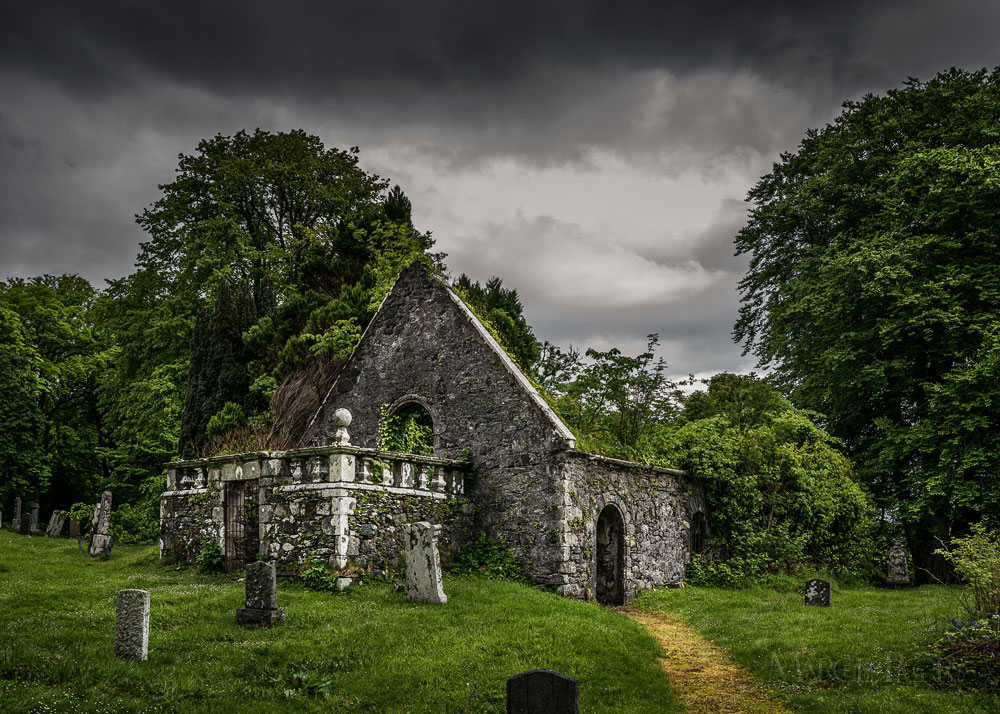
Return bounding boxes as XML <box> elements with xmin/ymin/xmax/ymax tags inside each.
<box><xmin>556</xmin><ymin>452</ymin><xmax>705</xmax><ymax>600</ymax></box>
<box><xmin>160</xmin><ymin>446</ymin><xmax>473</xmax><ymax>576</ymax></box>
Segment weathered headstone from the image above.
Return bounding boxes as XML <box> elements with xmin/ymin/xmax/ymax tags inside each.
<box><xmin>804</xmin><ymin>578</ymin><xmax>831</xmax><ymax>607</ymax></box>
<box><xmin>29</xmin><ymin>502</ymin><xmax>39</xmax><ymax>531</ymax></box>
<box><xmin>114</xmin><ymin>589</ymin><xmax>150</xmax><ymax>661</ymax></box>
<box><xmin>0</xmin><ymin>507</ymin><xmax>3</xmax><ymax>528</ymax></box>
<box><xmin>19</xmin><ymin>513</ymin><xmax>31</xmax><ymax>536</ymax></box>
<box><xmin>45</xmin><ymin>510</ymin><xmax>67</xmax><ymax>538</ymax></box>
<box><xmin>236</xmin><ymin>561</ymin><xmax>285</xmax><ymax>627</ymax></box>
<box><xmin>13</xmin><ymin>497</ymin><xmax>21</xmax><ymax>527</ymax></box>
<box><xmin>886</xmin><ymin>541</ymin><xmax>911</xmax><ymax>586</ymax></box>
<box><xmin>507</xmin><ymin>670</ymin><xmax>579</xmax><ymax>714</ymax></box>
<box><xmin>404</xmin><ymin>521</ymin><xmax>447</xmax><ymax>604</ymax></box>
<box><xmin>69</xmin><ymin>518</ymin><xmax>80</xmax><ymax>539</ymax></box>
<box><xmin>88</xmin><ymin>491</ymin><xmax>113</xmax><ymax>557</ymax></box>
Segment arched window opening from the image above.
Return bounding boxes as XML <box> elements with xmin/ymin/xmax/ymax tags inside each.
<box><xmin>690</xmin><ymin>511</ymin><xmax>707</xmax><ymax>556</ymax></box>
<box><xmin>379</xmin><ymin>402</ymin><xmax>434</xmax><ymax>456</ymax></box>
<box><xmin>595</xmin><ymin>504</ymin><xmax>626</xmax><ymax>606</ymax></box>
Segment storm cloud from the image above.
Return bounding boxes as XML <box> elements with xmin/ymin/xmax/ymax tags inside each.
<box><xmin>2</xmin><ymin>1</ymin><xmax>998</xmax><ymax>377</ymax></box>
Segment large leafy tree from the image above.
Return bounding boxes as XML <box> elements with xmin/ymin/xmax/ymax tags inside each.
<box><xmin>734</xmin><ymin>68</ymin><xmax>1000</xmax><ymax>580</ymax></box>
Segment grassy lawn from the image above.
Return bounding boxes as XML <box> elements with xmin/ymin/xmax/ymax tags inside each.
<box><xmin>636</xmin><ymin>578</ymin><xmax>1000</xmax><ymax>714</ymax></box>
<box><xmin>0</xmin><ymin>529</ymin><xmax>677</xmax><ymax>714</ymax></box>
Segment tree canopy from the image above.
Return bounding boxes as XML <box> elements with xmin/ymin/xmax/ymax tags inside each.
<box><xmin>734</xmin><ymin>68</ymin><xmax>1000</xmax><ymax>579</ymax></box>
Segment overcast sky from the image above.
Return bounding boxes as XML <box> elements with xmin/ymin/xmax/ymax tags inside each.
<box><xmin>2</xmin><ymin>1</ymin><xmax>998</xmax><ymax>381</ymax></box>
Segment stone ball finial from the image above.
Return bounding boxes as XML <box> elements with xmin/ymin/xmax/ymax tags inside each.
<box><xmin>333</xmin><ymin>408</ymin><xmax>352</xmax><ymax>427</ymax></box>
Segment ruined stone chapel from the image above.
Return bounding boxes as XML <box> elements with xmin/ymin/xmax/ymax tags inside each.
<box><xmin>160</xmin><ymin>262</ymin><xmax>706</xmax><ymax>603</ymax></box>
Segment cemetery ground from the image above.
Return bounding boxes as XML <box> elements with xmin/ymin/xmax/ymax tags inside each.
<box><xmin>1</xmin><ymin>533</ymin><xmax>998</xmax><ymax>714</ymax></box>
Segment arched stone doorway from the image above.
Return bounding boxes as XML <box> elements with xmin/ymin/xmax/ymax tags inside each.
<box><xmin>690</xmin><ymin>511</ymin><xmax>708</xmax><ymax>556</ymax></box>
<box><xmin>380</xmin><ymin>400</ymin><xmax>435</xmax><ymax>455</ymax></box>
<box><xmin>596</xmin><ymin>504</ymin><xmax>626</xmax><ymax>606</ymax></box>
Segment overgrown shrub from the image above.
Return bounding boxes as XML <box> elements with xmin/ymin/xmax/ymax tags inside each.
<box><xmin>450</xmin><ymin>534</ymin><xmax>524</xmax><ymax>581</ymax></box>
<box><xmin>67</xmin><ymin>502</ymin><xmax>95</xmax><ymax>534</ymax></box>
<box><xmin>197</xmin><ymin>537</ymin><xmax>223</xmax><ymax>573</ymax></box>
<box><xmin>301</xmin><ymin>561</ymin><xmax>339</xmax><ymax>591</ymax></box>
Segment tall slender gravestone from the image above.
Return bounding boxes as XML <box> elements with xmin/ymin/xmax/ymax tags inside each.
<box><xmin>29</xmin><ymin>502</ymin><xmax>39</xmax><ymax>531</ymax></box>
<box><xmin>0</xmin><ymin>507</ymin><xmax>3</xmax><ymax>528</ymax></box>
<box><xmin>236</xmin><ymin>561</ymin><xmax>285</xmax><ymax>627</ymax></box>
<box><xmin>886</xmin><ymin>541</ymin><xmax>911</xmax><ymax>586</ymax></box>
<box><xmin>19</xmin><ymin>513</ymin><xmax>31</xmax><ymax>535</ymax></box>
<box><xmin>88</xmin><ymin>491</ymin><xmax>113</xmax><ymax>557</ymax></box>
<box><xmin>507</xmin><ymin>670</ymin><xmax>579</xmax><ymax>714</ymax></box>
<box><xmin>404</xmin><ymin>521</ymin><xmax>447</xmax><ymax>604</ymax></box>
<box><xmin>13</xmin><ymin>497</ymin><xmax>21</xmax><ymax>527</ymax></box>
<box><xmin>804</xmin><ymin>578</ymin><xmax>831</xmax><ymax>607</ymax></box>
<box><xmin>46</xmin><ymin>510</ymin><xmax>67</xmax><ymax>537</ymax></box>
<box><xmin>69</xmin><ymin>518</ymin><xmax>80</xmax><ymax>539</ymax></box>
<box><xmin>114</xmin><ymin>589</ymin><xmax>150</xmax><ymax>660</ymax></box>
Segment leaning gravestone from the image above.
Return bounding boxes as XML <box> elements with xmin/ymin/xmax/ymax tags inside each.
<box><xmin>29</xmin><ymin>502</ymin><xmax>39</xmax><ymax>532</ymax></box>
<box><xmin>88</xmin><ymin>491</ymin><xmax>113</xmax><ymax>557</ymax></box>
<box><xmin>886</xmin><ymin>541</ymin><xmax>911</xmax><ymax>586</ymax></box>
<box><xmin>804</xmin><ymin>578</ymin><xmax>831</xmax><ymax>607</ymax></box>
<box><xmin>69</xmin><ymin>518</ymin><xmax>80</xmax><ymax>539</ymax></box>
<box><xmin>45</xmin><ymin>510</ymin><xmax>67</xmax><ymax>538</ymax></box>
<box><xmin>507</xmin><ymin>670</ymin><xmax>579</xmax><ymax>714</ymax></box>
<box><xmin>404</xmin><ymin>521</ymin><xmax>447</xmax><ymax>604</ymax></box>
<box><xmin>13</xmin><ymin>497</ymin><xmax>21</xmax><ymax>527</ymax></box>
<box><xmin>114</xmin><ymin>589</ymin><xmax>150</xmax><ymax>661</ymax></box>
<box><xmin>236</xmin><ymin>561</ymin><xmax>285</xmax><ymax>627</ymax></box>
<box><xmin>19</xmin><ymin>513</ymin><xmax>31</xmax><ymax>536</ymax></box>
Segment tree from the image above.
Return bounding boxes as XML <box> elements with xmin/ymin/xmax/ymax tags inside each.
<box><xmin>733</xmin><ymin>68</ymin><xmax>1000</xmax><ymax>580</ymax></box>
<box><xmin>454</xmin><ymin>274</ymin><xmax>541</xmax><ymax>372</ymax></box>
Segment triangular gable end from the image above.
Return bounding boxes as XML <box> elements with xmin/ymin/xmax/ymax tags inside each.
<box><xmin>305</xmin><ymin>262</ymin><xmax>575</xmax><ymax>450</ymax></box>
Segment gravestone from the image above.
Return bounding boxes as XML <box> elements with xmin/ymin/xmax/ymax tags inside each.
<box><xmin>114</xmin><ymin>589</ymin><xmax>150</xmax><ymax>661</ymax></box>
<box><xmin>886</xmin><ymin>541</ymin><xmax>911</xmax><ymax>586</ymax></box>
<box><xmin>19</xmin><ymin>513</ymin><xmax>31</xmax><ymax>535</ymax></box>
<box><xmin>0</xmin><ymin>507</ymin><xmax>3</xmax><ymax>528</ymax></box>
<box><xmin>804</xmin><ymin>578</ymin><xmax>831</xmax><ymax>607</ymax></box>
<box><xmin>236</xmin><ymin>561</ymin><xmax>285</xmax><ymax>627</ymax></box>
<box><xmin>404</xmin><ymin>521</ymin><xmax>447</xmax><ymax>604</ymax></box>
<box><xmin>29</xmin><ymin>502</ymin><xmax>39</xmax><ymax>531</ymax></box>
<box><xmin>45</xmin><ymin>510</ymin><xmax>67</xmax><ymax>538</ymax></box>
<box><xmin>13</xmin><ymin>497</ymin><xmax>21</xmax><ymax>527</ymax></box>
<box><xmin>507</xmin><ymin>670</ymin><xmax>579</xmax><ymax>714</ymax></box>
<box><xmin>88</xmin><ymin>491</ymin><xmax>113</xmax><ymax>557</ymax></box>
<box><xmin>69</xmin><ymin>518</ymin><xmax>80</xmax><ymax>539</ymax></box>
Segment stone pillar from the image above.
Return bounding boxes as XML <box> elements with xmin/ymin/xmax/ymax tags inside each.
<box><xmin>404</xmin><ymin>521</ymin><xmax>447</xmax><ymax>604</ymax></box>
<box><xmin>804</xmin><ymin>578</ymin><xmax>831</xmax><ymax>607</ymax></box>
<box><xmin>507</xmin><ymin>670</ymin><xmax>579</xmax><ymax>714</ymax></box>
<box><xmin>89</xmin><ymin>491</ymin><xmax>113</xmax><ymax>557</ymax></box>
<box><xmin>13</xmin><ymin>497</ymin><xmax>21</xmax><ymax>526</ymax></box>
<box><xmin>331</xmin><ymin>408</ymin><xmax>352</xmax><ymax>445</ymax></box>
<box><xmin>329</xmin><ymin>453</ymin><xmax>355</xmax><ymax>483</ymax></box>
<box><xmin>236</xmin><ymin>561</ymin><xmax>285</xmax><ymax>627</ymax></box>
<box><xmin>45</xmin><ymin>510</ymin><xmax>67</xmax><ymax>537</ymax></box>
<box><xmin>332</xmin><ymin>495</ymin><xmax>356</xmax><ymax>569</ymax></box>
<box><xmin>29</xmin><ymin>503</ymin><xmax>39</xmax><ymax>532</ymax></box>
<box><xmin>114</xmin><ymin>589</ymin><xmax>150</xmax><ymax>660</ymax></box>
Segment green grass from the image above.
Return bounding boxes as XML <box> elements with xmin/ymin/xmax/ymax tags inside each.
<box><xmin>635</xmin><ymin>578</ymin><xmax>1000</xmax><ymax>714</ymax></box>
<box><xmin>0</xmin><ymin>529</ymin><xmax>678</xmax><ymax>713</ymax></box>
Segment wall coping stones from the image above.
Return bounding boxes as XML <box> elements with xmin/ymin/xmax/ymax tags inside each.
<box><xmin>164</xmin><ymin>444</ymin><xmax>471</xmax><ymax>470</ymax></box>
<box><xmin>564</xmin><ymin>450</ymin><xmax>687</xmax><ymax>477</ymax></box>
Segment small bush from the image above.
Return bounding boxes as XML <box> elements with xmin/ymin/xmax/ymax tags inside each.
<box><xmin>301</xmin><ymin>561</ymin><xmax>338</xmax><ymax>592</ymax></box>
<box><xmin>67</xmin><ymin>502</ymin><xmax>95</xmax><ymax>534</ymax></box>
<box><xmin>451</xmin><ymin>534</ymin><xmax>524</xmax><ymax>581</ymax></box>
<box><xmin>196</xmin><ymin>537</ymin><xmax>223</xmax><ymax>573</ymax></box>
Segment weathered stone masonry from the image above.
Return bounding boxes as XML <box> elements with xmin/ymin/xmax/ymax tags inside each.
<box><xmin>162</xmin><ymin>263</ymin><xmax>705</xmax><ymax>599</ymax></box>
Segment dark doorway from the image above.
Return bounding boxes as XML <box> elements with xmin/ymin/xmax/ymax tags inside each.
<box><xmin>596</xmin><ymin>504</ymin><xmax>625</xmax><ymax>606</ymax></box>
<box><xmin>690</xmin><ymin>511</ymin><xmax>707</xmax><ymax>555</ymax></box>
<box><xmin>223</xmin><ymin>480</ymin><xmax>259</xmax><ymax>573</ymax></box>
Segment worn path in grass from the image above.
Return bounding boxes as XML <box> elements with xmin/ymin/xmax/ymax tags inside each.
<box><xmin>625</xmin><ymin>608</ymin><xmax>791</xmax><ymax>714</ymax></box>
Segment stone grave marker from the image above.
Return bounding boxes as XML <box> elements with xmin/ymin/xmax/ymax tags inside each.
<box><xmin>804</xmin><ymin>578</ymin><xmax>831</xmax><ymax>607</ymax></box>
<box><xmin>69</xmin><ymin>518</ymin><xmax>80</xmax><ymax>539</ymax></box>
<box><xmin>236</xmin><ymin>561</ymin><xmax>285</xmax><ymax>627</ymax></box>
<box><xmin>886</xmin><ymin>541</ymin><xmax>911</xmax><ymax>586</ymax></box>
<box><xmin>88</xmin><ymin>491</ymin><xmax>113</xmax><ymax>557</ymax></box>
<box><xmin>404</xmin><ymin>521</ymin><xmax>447</xmax><ymax>604</ymax></box>
<box><xmin>29</xmin><ymin>502</ymin><xmax>39</xmax><ymax>531</ymax></box>
<box><xmin>0</xmin><ymin>507</ymin><xmax>3</xmax><ymax>528</ymax></box>
<box><xmin>114</xmin><ymin>589</ymin><xmax>150</xmax><ymax>660</ymax></box>
<box><xmin>13</xmin><ymin>497</ymin><xmax>21</xmax><ymax>527</ymax></box>
<box><xmin>19</xmin><ymin>513</ymin><xmax>31</xmax><ymax>536</ymax></box>
<box><xmin>45</xmin><ymin>510</ymin><xmax>67</xmax><ymax>538</ymax></box>
<box><xmin>507</xmin><ymin>669</ymin><xmax>579</xmax><ymax>714</ymax></box>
